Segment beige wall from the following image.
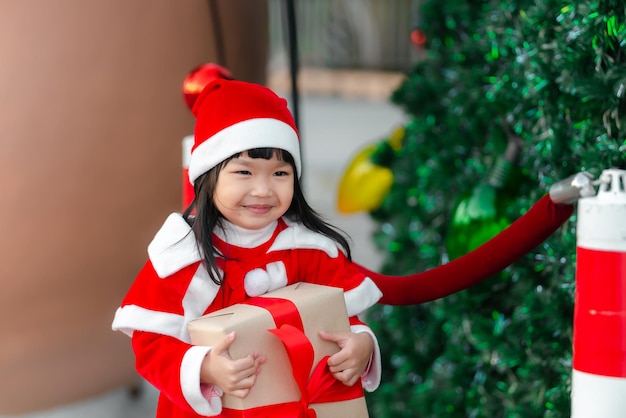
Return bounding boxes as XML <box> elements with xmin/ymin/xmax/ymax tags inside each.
<box><xmin>0</xmin><ymin>0</ymin><xmax>267</xmax><ymax>414</ymax></box>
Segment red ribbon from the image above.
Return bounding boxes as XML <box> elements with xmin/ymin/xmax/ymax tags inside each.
<box><xmin>221</xmin><ymin>295</ymin><xmax>364</xmax><ymax>417</ymax></box>
<box><xmin>244</xmin><ymin>297</ymin><xmax>305</xmax><ymax>331</ymax></box>
<box><xmin>307</xmin><ymin>355</ymin><xmax>363</xmax><ymax>405</ymax></box>
<box><xmin>221</xmin><ymin>400</ymin><xmax>309</xmax><ymax>418</ymax></box>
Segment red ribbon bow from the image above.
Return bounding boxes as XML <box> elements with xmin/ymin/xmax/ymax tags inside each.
<box><xmin>221</xmin><ymin>296</ymin><xmax>363</xmax><ymax>417</ymax></box>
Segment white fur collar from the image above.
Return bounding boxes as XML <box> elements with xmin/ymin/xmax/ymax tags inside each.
<box><xmin>147</xmin><ymin>215</ymin><xmax>279</xmax><ymax>278</ymax></box>
<box><xmin>147</xmin><ymin>214</ymin><xmax>342</xmax><ymax>278</ymax></box>
<box><xmin>147</xmin><ymin>213</ymin><xmax>201</xmax><ymax>278</ymax></box>
<box><xmin>270</xmin><ymin>218</ymin><xmax>341</xmax><ymax>258</ymax></box>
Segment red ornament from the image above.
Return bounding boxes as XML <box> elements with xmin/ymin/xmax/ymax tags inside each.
<box><xmin>410</xmin><ymin>29</ymin><xmax>427</xmax><ymax>46</ymax></box>
<box><xmin>182</xmin><ymin>63</ymin><xmax>232</xmax><ymax>111</ymax></box>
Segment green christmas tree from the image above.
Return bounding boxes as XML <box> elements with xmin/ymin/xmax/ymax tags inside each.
<box><xmin>362</xmin><ymin>1</ymin><xmax>626</xmax><ymax>417</ymax></box>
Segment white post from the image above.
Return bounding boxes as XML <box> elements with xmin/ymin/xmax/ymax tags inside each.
<box><xmin>572</xmin><ymin>168</ymin><xmax>626</xmax><ymax>417</ymax></box>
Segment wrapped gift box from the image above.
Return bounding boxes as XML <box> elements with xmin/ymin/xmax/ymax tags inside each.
<box><xmin>187</xmin><ymin>282</ymin><xmax>369</xmax><ymax>417</ymax></box>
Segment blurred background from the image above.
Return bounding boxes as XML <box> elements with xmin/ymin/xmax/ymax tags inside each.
<box><xmin>0</xmin><ymin>0</ymin><xmax>413</xmax><ymax>416</ymax></box>
<box><xmin>4</xmin><ymin>0</ymin><xmax>625</xmax><ymax>417</ymax></box>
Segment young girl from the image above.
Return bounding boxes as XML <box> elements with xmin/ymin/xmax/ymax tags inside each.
<box><xmin>112</xmin><ymin>79</ymin><xmax>383</xmax><ymax>417</ymax></box>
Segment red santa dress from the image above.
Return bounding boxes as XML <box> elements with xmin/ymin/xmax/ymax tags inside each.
<box><xmin>112</xmin><ymin>213</ymin><xmax>383</xmax><ymax>417</ymax></box>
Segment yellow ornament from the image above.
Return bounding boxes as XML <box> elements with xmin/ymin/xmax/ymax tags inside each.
<box><xmin>388</xmin><ymin>126</ymin><xmax>405</xmax><ymax>151</ymax></box>
<box><xmin>337</xmin><ymin>144</ymin><xmax>394</xmax><ymax>213</ymax></box>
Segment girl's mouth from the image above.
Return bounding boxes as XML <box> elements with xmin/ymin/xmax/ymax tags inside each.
<box><xmin>244</xmin><ymin>204</ymin><xmax>273</xmax><ymax>214</ymax></box>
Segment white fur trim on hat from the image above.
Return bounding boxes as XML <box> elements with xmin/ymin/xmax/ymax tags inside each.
<box><xmin>188</xmin><ymin>118</ymin><xmax>301</xmax><ymax>184</ymax></box>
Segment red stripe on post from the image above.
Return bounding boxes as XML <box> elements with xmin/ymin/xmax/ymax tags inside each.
<box><xmin>182</xmin><ymin>167</ymin><xmax>194</xmax><ymax>209</ymax></box>
<box><xmin>574</xmin><ymin>246</ymin><xmax>626</xmax><ymax>377</ymax></box>
<box><xmin>182</xmin><ymin>135</ymin><xmax>195</xmax><ymax>210</ymax></box>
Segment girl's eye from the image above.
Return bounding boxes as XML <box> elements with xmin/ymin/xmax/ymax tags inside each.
<box><xmin>274</xmin><ymin>171</ymin><xmax>290</xmax><ymax>177</ymax></box>
<box><xmin>236</xmin><ymin>170</ymin><xmax>252</xmax><ymax>175</ymax></box>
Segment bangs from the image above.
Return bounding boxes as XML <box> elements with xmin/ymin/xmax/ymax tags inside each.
<box><xmin>240</xmin><ymin>147</ymin><xmax>291</xmax><ymax>162</ymax></box>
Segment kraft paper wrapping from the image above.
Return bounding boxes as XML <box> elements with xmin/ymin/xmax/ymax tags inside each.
<box><xmin>187</xmin><ymin>282</ymin><xmax>369</xmax><ymax>417</ymax></box>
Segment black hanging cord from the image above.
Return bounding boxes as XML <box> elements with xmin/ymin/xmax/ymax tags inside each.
<box><xmin>208</xmin><ymin>1</ymin><xmax>226</xmax><ymax>66</ymax></box>
<box><xmin>207</xmin><ymin>0</ymin><xmax>299</xmax><ymax>132</ymax></box>
<box><xmin>284</xmin><ymin>0</ymin><xmax>300</xmax><ymax>131</ymax></box>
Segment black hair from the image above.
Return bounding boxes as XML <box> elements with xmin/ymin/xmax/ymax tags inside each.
<box><xmin>182</xmin><ymin>147</ymin><xmax>352</xmax><ymax>285</ymax></box>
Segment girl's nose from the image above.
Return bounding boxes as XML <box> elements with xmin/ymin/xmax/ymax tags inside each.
<box><xmin>251</xmin><ymin>176</ymin><xmax>272</xmax><ymax>196</ymax></box>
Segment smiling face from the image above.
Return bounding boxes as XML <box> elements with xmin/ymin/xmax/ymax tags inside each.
<box><xmin>213</xmin><ymin>150</ymin><xmax>295</xmax><ymax>230</ymax></box>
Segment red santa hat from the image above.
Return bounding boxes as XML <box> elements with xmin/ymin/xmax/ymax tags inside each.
<box><xmin>188</xmin><ymin>79</ymin><xmax>301</xmax><ymax>185</ymax></box>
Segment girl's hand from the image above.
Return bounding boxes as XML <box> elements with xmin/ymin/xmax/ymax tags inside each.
<box><xmin>200</xmin><ymin>332</ymin><xmax>266</xmax><ymax>398</ymax></box>
<box><xmin>318</xmin><ymin>330</ymin><xmax>374</xmax><ymax>386</ymax></box>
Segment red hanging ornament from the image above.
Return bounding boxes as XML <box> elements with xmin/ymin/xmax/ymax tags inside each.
<box><xmin>410</xmin><ymin>29</ymin><xmax>427</xmax><ymax>46</ymax></box>
<box><xmin>182</xmin><ymin>63</ymin><xmax>232</xmax><ymax>111</ymax></box>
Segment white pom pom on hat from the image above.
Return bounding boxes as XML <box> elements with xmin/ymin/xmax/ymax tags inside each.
<box><xmin>188</xmin><ymin>79</ymin><xmax>301</xmax><ymax>185</ymax></box>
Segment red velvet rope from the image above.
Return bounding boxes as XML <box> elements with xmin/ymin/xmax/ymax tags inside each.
<box><xmin>361</xmin><ymin>194</ymin><xmax>574</xmax><ymax>305</ymax></box>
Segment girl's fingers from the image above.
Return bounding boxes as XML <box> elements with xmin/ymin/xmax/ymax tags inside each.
<box><xmin>228</xmin><ymin>370</ymin><xmax>261</xmax><ymax>398</ymax></box>
<box><xmin>212</xmin><ymin>332</ymin><xmax>237</xmax><ymax>357</ymax></box>
<box><xmin>229</xmin><ymin>353</ymin><xmax>265</xmax><ymax>384</ymax></box>
<box><xmin>230</xmin><ymin>387</ymin><xmax>251</xmax><ymax>399</ymax></box>
<box><xmin>319</xmin><ymin>330</ymin><xmax>348</xmax><ymax>346</ymax></box>
<box><xmin>332</xmin><ymin>369</ymin><xmax>359</xmax><ymax>386</ymax></box>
